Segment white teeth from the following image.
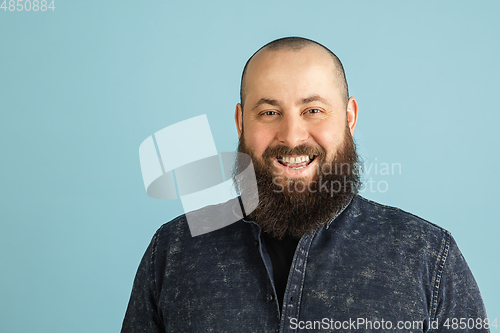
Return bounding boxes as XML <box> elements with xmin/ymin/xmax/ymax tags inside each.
<box><xmin>281</xmin><ymin>155</ymin><xmax>310</xmax><ymax>164</ymax></box>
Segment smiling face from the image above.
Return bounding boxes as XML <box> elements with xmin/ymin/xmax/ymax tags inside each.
<box><xmin>234</xmin><ymin>43</ymin><xmax>360</xmax><ymax>238</ymax></box>
<box><xmin>235</xmin><ymin>44</ymin><xmax>358</xmax><ymax>186</ymax></box>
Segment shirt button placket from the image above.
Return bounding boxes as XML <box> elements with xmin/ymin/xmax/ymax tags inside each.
<box><xmin>280</xmin><ymin>234</ymin><xmax>313</xmax><ymax>333</ymax></box>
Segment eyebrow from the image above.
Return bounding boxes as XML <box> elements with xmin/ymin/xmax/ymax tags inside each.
<box><xmin>299</xmin><ymin>95</ymin><xmax>331</xmax><ymax>106</ymax></box>
<box><xmin>252</xmin><ymin>98</ymin><xmax>280</xmax><ymax>110</ymax></box>
<box><xmin>251</xmin><ymin>95</ymin><xmax>331</xmax><ymax>110</ymax></box>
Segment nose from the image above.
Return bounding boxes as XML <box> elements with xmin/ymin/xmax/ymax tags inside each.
<box><xmin>276</xmin><ymin>114</ymin><xmax>309</xmax><ymax>148</ymax></box>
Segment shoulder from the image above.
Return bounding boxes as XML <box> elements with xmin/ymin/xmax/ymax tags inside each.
<box><xmin>144</xmin><ymin>199</ymin><xmax>257</xmax><ymax>285</ymax></box>
<box><xmin>349</xmin><ymin>195</ymin><xmax>449</xmax><ymax>236</ymax></box>
<box><xmin>337</xmin><ymin>195</ymin><xmax>452</xmax><ymax>260</ymax></box>
<box><xmin>152</xmin><ymin>197</ymin><xmax>254</xmax><ymax>252</ymax></box>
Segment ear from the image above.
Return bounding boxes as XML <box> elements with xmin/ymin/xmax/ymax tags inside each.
<box><xmin>235</xmin><ymin>103</ymin><xmax>243</xmax><ymax>139</ymax></box>
<box><xmin>346</xmin><ymin>97</ymin><xmax>358</xmax><ymax>136</ymax></box>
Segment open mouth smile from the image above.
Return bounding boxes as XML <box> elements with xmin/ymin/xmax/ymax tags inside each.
<box><xmin>276</xmin><ymin>155</ymin><xmax>317</xmax><ymax>170</ymax></box>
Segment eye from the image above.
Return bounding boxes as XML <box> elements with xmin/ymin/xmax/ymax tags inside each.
<box><xmin>305</xmin><ymin>108</ymin><xmax>322</xmax><ymax>114</ymax></box>
<box><xmin>261</xmin><ymin>111</ymin><xmax>279</xmax><ymax>116</ymax></box>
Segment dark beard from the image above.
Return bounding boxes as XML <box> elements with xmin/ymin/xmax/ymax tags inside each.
<box><xmin>235</xmin><ymin>125</ymin><xmax>362</xmax><ymax>240</ymax></box>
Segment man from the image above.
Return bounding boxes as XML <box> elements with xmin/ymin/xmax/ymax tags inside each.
<box><xmin>122</xmin><ymin>37</ymin><xmax>489</xmax><ymax>332</ymax></box>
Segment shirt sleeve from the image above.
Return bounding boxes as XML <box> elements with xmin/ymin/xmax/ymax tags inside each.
<box><xmin>121</xmin><ymin>229</ymin><xmax>165</xmax><ymax>333</ymax></box>
<box><xmin>432</xmin><ymin>234</ymin><xmax>490</xmax><ymax>332</ymax></box>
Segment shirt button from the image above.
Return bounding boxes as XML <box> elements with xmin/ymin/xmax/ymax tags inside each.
<box><xmin>254</xmin><ymin>240</ymin><xmax>259</xmax><ymax>247</ymax></box>
<box><xmin>266</xmin><ymin>294</ymin><xmax>274</xmax><ymax>302</ymax></box>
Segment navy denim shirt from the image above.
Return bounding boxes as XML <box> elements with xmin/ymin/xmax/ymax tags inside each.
<box><xmin>122</xmin><ymin>196</ymin><xmax>489</xmax><ymax>332</ymax></box>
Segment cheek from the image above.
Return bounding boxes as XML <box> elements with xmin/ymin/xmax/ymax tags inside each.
<box><xmin>244</xmin><ymin>127</ymin><xmax>275</xmax><ymax>156</ymax></box>
<box><xmin>310</xmin><ymin>122</ymin><xmax>346</xmax><ymax>156</ymax></box>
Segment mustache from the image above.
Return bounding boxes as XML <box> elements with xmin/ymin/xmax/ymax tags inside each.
<box><xmin>261</xmin><ymin>143</ymin><xmax>326</xmax><ymax>160</ymax></box>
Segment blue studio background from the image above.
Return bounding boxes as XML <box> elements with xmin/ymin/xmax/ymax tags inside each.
<box><xmin>1</xmin><ymin>1</ymin><xmax>498</xmax><ymax>332</ymax></box>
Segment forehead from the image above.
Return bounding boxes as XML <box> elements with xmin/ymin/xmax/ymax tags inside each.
<box><xmin>244</xmin><ymin>45</ymin><xmax>340</xmax><ymax>103</ymax></box>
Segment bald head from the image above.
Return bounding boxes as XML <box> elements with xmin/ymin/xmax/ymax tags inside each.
<box><xmin>240</xmin><ymin>37</ymin><xmax>349</xmax><ymax>110</ymax></box>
